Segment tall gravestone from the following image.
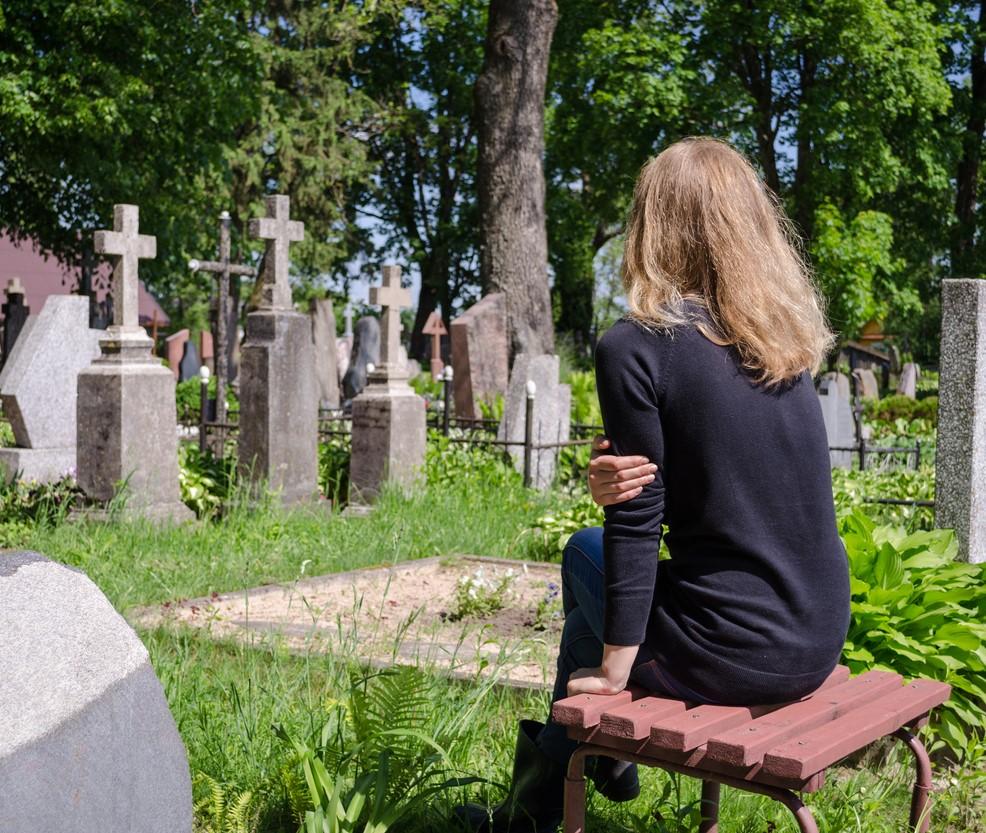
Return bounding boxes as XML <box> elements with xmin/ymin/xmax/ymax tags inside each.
<box><xmin>1</xmin><ymin>277</ymin><xmax>30</xmax><ymax>371</ymax></box>
<box><xmin>450</xmin><ymin>293</ymin><xmax>509</xmax><ymax>419</ymax></box>
<box><xmin>349</xmin><ymin>265</ymin><xmax>426</xmax><ymax>506</ymax></box>
<box><xmin>935</xmin><ymin>279</ymin><xmax>986</xmax><ymax>563</ymax></box>
<box><xmin>0</xmin><ymin>551</ymin><xmax>191</xmax><ymax>832</ymax></box>
<box><xmin>310</xmin><ymin>298</ymin><xmax>340</xmax><ymax>409</ymax></box>
<box><xmin>897</xmin><ymin>362</ymin><xmax>919</xmax><ymax>398</ymax></box>
<box><xmin>199</xmin><ymin>330</ymin><xmax>214</xmax><ymax>373</ymax></box>
<box><xmin>178</xmin><ymin>340</ymin><xmax>201</xmax><ymax>382</ymax></box>
<box><xmin>853</xmin><ymin>367</ymin><xmax>880</xmax><ymax>400</ymax></box>
<box><xmin>165</xmin><ymin>328</ymin><xmax>189</xmax><ymax>379</ymax></box>
<box><xmin>496</xmin><ymin>354</ymin><xmax>571</xmax><ymax>490</ymax></box>
<box><xmin>0</xmin><ymin>295</ymin><xmax>102</xmax><ymax>482</ymax></box>
<box><xmin>76</xmin><ymin>204</ymin><xmax>191</xmax><ymax>520</ymax></box>
<box><xmin>238</xmin><ymin>194</ymin><xmax>318</xmax><ymax>505</ymax></box>
<box><xmin>817</xmin><ymin>375</ymin><xmax>855</xmax><ymax>469</ymax></box>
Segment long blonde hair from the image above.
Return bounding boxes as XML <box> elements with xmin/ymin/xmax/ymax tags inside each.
<box><xmin>622</xmin><ymin>137</ymin><xmax>834</xmax><ymax>386</ymax></box>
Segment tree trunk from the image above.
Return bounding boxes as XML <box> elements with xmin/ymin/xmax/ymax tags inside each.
<box><xmin>953</xmin><ymin>0</ymin><xmax>986</xmax><ymax>276</ymax></box>
<box><xmin>475</xmin><ymin>0</ymin><xmax>558</xmax><ymax>359</ymax></box>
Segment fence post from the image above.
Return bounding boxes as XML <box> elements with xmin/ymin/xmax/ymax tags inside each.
<box><xmin>198</xmin><ymin>365</ymin><xmax>211</xmax><ymax>455</ymax></box>
<box><xmin>442</xmin><ymin>365</ymin><xmax>453</xmax><ymax>435</ymax></box>
<box><xmin>523</xmin><ymin>380</ymin><xmax>536</xmax><ymax>488</ymax></box>
<box><xmin>859</xmin><ymin>435</ymin><xmax>866</xmax><ymax>472</ymax></box>
<box><xmin>914</xmin><ymin>439</ymin><xmax>921</xmax><ymax>469</ymax></box>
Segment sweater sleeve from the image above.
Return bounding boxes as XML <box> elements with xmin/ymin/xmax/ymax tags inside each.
<box><xmin>594</xmin><ymin>325</ymin><xmax>667</xmax><ymax>646</ymax></box>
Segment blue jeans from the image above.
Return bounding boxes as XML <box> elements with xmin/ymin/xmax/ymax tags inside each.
<box><xmin>536</xmin><ymin>527</ymin><xmax>711</xmax><ymax>764</ymax></box>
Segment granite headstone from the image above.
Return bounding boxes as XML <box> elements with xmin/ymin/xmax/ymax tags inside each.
<box><xmin>897</xmin><ymin>362</ymin><xmax>919</xmax><ymax>399</ymax></box>
<box><xmin>309</xmin><ymin>298</ymin><xmax>340</xmax><ymax>409</ymax></box>
<box><xmin>853</xmin><ymin>367</ymin><xmax>880</xmax><ymax>400</ymax></box>
<box><xmin>0</xmin><ymin>295</ymin><xmax>103</xmax><ymax>482</ymax></box>
<box><xmin>935</xmin><ymin>279</ymin><xmax>986</xmax><ymax>563</ymax></box>
<box><xmin>0</xmin><ymin>551</ymin><xmax>192</xmax><ymax>832</ymax></box>
<box><xmin>450</xmin><ymin>294</ymin><xmax>509</xmax><ymax>419</ymax></box>
<box><xmin>817</xmin><ymin>374</ymin><xmax>855</xmax><ymax>469</ymax></box>
<box><xmin>1</xmin><ymin>277</ymin><xmax>30</xmax><ymax>372</ymax></box>
<box><xmin>496</xmin><ymin>353</ymin><xmax>571</xmax><ymax>490</ymax></box>
<box><xmin>165</xmin><ymin>328</ymin><xmax>189</xmax><ymax>379</ymax></box>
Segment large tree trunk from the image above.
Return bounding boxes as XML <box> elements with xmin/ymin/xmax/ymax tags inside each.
<box><xmin>953</xmin><ymin>0</ymin><xmax>986</xmax><ymax>276</ymax></box>
<box><xmin>475</xmin><ymin>0</ymin><xmax>557</xmax><ymax>359</ymax></box>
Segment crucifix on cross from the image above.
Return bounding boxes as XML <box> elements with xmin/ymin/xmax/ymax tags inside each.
<box><xmin>189</xmin><ymin>211</ymin><xmax>258</xmax><ymax>425</ymax></box>
<box><xmin>94</xmin><ymin>204</ymin><xmax>156</xmax><ymax>343</ymax></box>
<box><xmin>248</xmin><ymin>195</ymin><xmax>304</xmax><ymax>310</ymax></box>
<box><xmin>369</xmin><ymin>264</ymin><xmax>412</xmax><ymax>381</ymax></box>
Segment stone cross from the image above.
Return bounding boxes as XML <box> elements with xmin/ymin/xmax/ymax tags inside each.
<box><xmin>248</xmin><ymin>195</ymin><xmax>304</xmax><ymax>310</ymax></box>
<box><xmin>369</xmin><ymin>264</ymin><xmax>411</xmax><ymax>379</ymax></box>
<box><xmin>93</xmin><ymin>204</ymin><xmax>156</xmax><ymax>335</ymax></box>
<box><xmin>6</xmin><ymin>276</ymin><xmax>24</xmax><ymax>297</ymax></box>
<box><xmin>1</xmin><ymin>278</ymin><xmax>30</xmax><ymax>371</ymax></box>
<box><xmin>189</xmin><ymin>211</ymin><xmax>257</xmax><ymax>425</ymax></box>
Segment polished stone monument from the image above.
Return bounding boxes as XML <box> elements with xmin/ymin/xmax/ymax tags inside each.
<box><xmin>76</xmin><ymin>204</ymin><xmax>191</xmax><ymax>520</ymax></box>
<box><xmin>450</xmin><ymin>293</ymin><xmax>509</xmax><ymax>419</ymax></box>
<box><xmin>935</xmin><ymin>279</ymin><xmax>986</xmax><ymax>563</ymax></box>
<box><xmin>238</xmin><ymin>195</ymin><xmax>318</xmax><ymax>504</ymax></box>
<box><xmin>349</xmin><ymin>265</ymin><xmax>426</xmax><ymax>506</ymax></box>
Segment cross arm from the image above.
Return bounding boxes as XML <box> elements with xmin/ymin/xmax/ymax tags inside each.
<box><xmin>189</xmin><ymin>259</ymin><xmax>258</xmax><ymax>277</ymax></box>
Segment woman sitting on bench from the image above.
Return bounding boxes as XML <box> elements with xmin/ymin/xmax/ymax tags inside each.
<box><xmin>456</xmin><ymin>137</ymin><xmax>851</xmax><ymax>833</ymax></box>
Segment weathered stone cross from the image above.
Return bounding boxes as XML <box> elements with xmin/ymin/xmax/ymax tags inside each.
<box><xmin>189</xmin><ymin>211</ymin><xmax>258</xmax><ymax>424</ymax></box>
<box><xmin>94</xmin><ymin>204</ymin><xmax>156</xmax><ymax>334</ymax></box>
<box><xmin>370</xmin><ymin>264</ymin><xmax>411</xmax><ymax>378</ymax></box>
<box><xmin>248</xmin><ymin>194</ymin><xmax>304</xmax><ymax>309</ymax></box>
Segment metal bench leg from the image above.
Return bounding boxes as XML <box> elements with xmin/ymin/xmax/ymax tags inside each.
<box><xmin>564</xmin><ymin>746</ymin><xmax>591</xmax><ymax>833</ymax></box>
<box><xmin>699</xmin><ymin>780</ymin><xmax>720</xmax><ymax>833</ymax></box>
<box><xmin>767</xmin><ymin>789</ymin><xmax>819</xmax><ymax>833</ymax></box>
<box><xmin>893</xmin><ymin>728</ymin><xmax>933</xmax><ymax>833</ymax></box>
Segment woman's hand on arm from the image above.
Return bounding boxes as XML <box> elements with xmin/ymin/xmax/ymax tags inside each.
<box><xmin>588</xmin><ymin>436</ymin><xmax>658</xmax><ymax>507</ymax></box>
<box><xmin>566</xmin><ymin>644</ymin><xmax>639</xmax><ymax>696</ymax></box>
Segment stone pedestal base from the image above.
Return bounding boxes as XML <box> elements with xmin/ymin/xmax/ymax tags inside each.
<box><xmin>349</xmin><ymin>382</ymin><xmax>426</xmax><ymax>505</ymax></box>
<box><xmin>238</xmin><ymin>309</ymin><xmax>318</xmax><ymax>505</ymax></box>
<box><xmin>77</xmin><ymin>358</ymin><xmax>192</xmax><ymax>522</ymax></box>
<box><xmin>0</xmin><ymin>447</ymin><xmax>76</xmax><ymax>484</ymax></box>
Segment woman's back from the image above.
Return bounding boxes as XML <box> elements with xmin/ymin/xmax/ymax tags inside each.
<box><xmin>596</xmin><ymin>315</ymin><xmax>850</xmax><ymax>705</ymax></box>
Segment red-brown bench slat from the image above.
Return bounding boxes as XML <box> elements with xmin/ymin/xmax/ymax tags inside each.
<box><xmin>552</xmin><ymin>690</ymin><xmax>634</xmax><ymax>728</ymax></box>
<box><xmin>705</xmin><ymin>670</ymin><xmax>903</xmax><ymax>767</ymax></box>
<box><xmin>598</xmin><ymin>697</ymin><xmax>687</xmax><ymax>740</ymax></box>
<box><xmin>816</xmin><ymin>665</ymin><xmax>853</xmax><ymax>689</ymax></box>
<box><xmin>650</xmin><ymin>703</ymin><xmax>781</xmax><ymax>752</ymax></box>
<box><xmin>761</xmin><ymin>679</ymin><xmax>951</xmax><ymax>780</ymax></box>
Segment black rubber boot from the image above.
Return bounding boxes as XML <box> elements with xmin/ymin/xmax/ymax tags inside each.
<box><xmin>453</xmin><ymin>721</ymin><xmax>640</xmax><ymax>833</ymax></box>
<box><xmin>454</xmin><ymin>719</ymin><xmax>565</xmax><ymax>833</ymax></box>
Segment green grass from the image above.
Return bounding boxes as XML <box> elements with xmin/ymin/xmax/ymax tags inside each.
<box><xmin>7</xmin><ymin>461</ymin><xmax>985</xmax><ymax>832</ymax></box>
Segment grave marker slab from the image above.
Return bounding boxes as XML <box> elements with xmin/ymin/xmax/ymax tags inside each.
<box><xmin>451</xmin><ymin>294</ymin><xmax>509</xmax><ymax>419</ymax></box>
<box><xmin>310</xmin><ymin>298</ymin><xmax>340</xmax><ymax>409</ymax></box>
<box><xmin>496</xmin><ymin>353</ymin><xmax>571</xmax><ymax>490</ymax></box>
<box><xmin>422</xmin><ymin>310</ymin><xmax>447</xmax><ymax>380</ymax></box>
<box><xmin>935</xmin><ymin>279</ymin><xmax>986</xmax><ymax>563</ymax></box>
<box><xmin>817</xmin><ymin>375</ymin><xmax>855</xmax><ymax>469</ymax></box>
<box><xmin>0</xmin><ymin>551</ymin><xmax>191</xmax><ymax>833</ymax></box>
<box><xmin>897</xmin><ymin>362</ymin><xmax>919</xmax><ymax>398</ymax></box>
<box><xmin>239</xmin><ymin>195</ymin><xmax>318</xmax><ymax>505</ymax></box>
<box><xmin>178</xmin><ymin>340</ymin><xmax>201</xmax><ymax>382</ymax></box>
<box><xmin>853</xmin><ymin>367</ymin><xmax>880</xmax><ymax>399</ymax></box>
<box><xmin>165</xmin><ymin>328</ymin><xmax>189</xmax><ymax>379</ymax></box>
<box><xmin>0</xmin><ymin>295</ymin><xmax>102</xmax><ymax>482</ymax></box>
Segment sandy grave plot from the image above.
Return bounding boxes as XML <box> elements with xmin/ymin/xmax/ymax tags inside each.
<box><xmin>132</xmin><ymin>555</ymin><xmax>565</xmax><ymax>688</ymax></box>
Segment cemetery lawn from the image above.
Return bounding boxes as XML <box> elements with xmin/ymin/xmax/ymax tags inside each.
<box><xmin>11</xmin><ymin>475</ymin><xmax>985</xmax><ymax>832</ymax></box>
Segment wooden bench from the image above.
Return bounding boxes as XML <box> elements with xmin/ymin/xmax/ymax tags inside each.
<box><xmin>551</xmin><ymin>666</ymin><xmax>950</xmax><ymax>833</ymax></box>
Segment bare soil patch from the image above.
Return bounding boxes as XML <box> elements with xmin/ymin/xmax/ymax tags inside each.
<box><xmin>132</xmin><ymin>555</ymin><xmax>564</xmax><ymax>688</ymax></box>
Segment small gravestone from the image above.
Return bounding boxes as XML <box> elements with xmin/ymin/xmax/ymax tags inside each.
<box><xmin>165</xmin><ymin>328</ymin><xmax>189</xmax><ymax>379</ymax></box>
<box><xmin>349</xmin><ymin>265</ymin><xmax>426</xmax><ymax>506</ymax></box>
<box><xmin>451</xmin><ymin>294</ymin><xmax>509</xmax><ymax>419</ymax></box>
<box><xmin>1</xmin><ymin>277</ymin><xmax>30</xmax><ymax>371</ymax></box>
<box><xmin>820</xmin><ymin>370</ymin><xmax>851</xmax><ymax>402</ymax></box>
<box><xmin>935</xmin><ymin>279</ymin><xmax>986</xmax><ymax>563</ymax></box>
<box><xmin>77</xmin><ymin>204</ymin><xmax>190</xmax><ymax>521</ymax></box>
<box><xmin>853</xmin><ymin>367</ymin><xmax>880</xmax><ymax>399</ymax></box>
<box><xmin>496</xmin><ymin>354</ymin><xmax>570</xmax><ymax>490</ymax></box>
<box><xmin>178</xmin><ymin>340</ymin><xmax>201</xmax><ymax>382</ymax></box>
<box><xmin>238</xmin><ymin>195</ymin><xmax>318</xmax><ymax>505</ymax></box>
<box><xmin>0</xmin><ymin>551</ymin><xmax>191</xmax><ymax>832</ymax></box>
<box><xmin>309</xmin><ymin>298</ymin><xmax>340</xmax><ymax>409</ymax></box>
<box><xmin>342</xmin><ymin>316</ymin><xmax>381</xmax><ymax>401</ymax></box>
<box><xmin>817</xmin><ymin>375</ymin><xmax>855</xmax><ymax>469</ymax></box>
<box><xmin>0</xmin><ymin>295</ymin><xmax>103</xmax><ymax>482</ymax></box>
<box><xmin>897</xmin><ymin>362</ymin><xmax>919</xmax><ymax>398</ymax></box>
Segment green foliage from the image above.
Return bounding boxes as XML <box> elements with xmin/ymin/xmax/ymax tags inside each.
<box><xmin>447</xmin><ymin>565</ymin><xmax>517</xmax><ymax>622</ymax></box>
<box><xmin>319</xmin><ymin>436</ymin><xmax>351</xmax><ymax>506</ymax></box>
<box><xmin>178</xmin><ymin>444</ymin><xmax>235</xmax><ymax>519</ymax></box>
<box><xmin>476</xmin><ymin>394</ymin><xmax>504</xmax><ymax>423</ymax></box>
<box><xmin>840</xmin><ymin>512</ymin><xmax>986</xmax><ymax>757</ymax></box>
<box><xmin>0</xmin><ymin>475</ymin><xmax>80</xmax><ymax>546</ymax></box>
<box><xmin>831</xmin><ymin>466</ymin><xmax>935</xmax><ymax>531</ymax></box>
<box><xmin>175</xmin><ymin>376</ymin><xmax>238</xmax><ymax>422</ymax></box>
<box><xmin>408</xmin><ymin>373</ymin><xmax>443</xmax><ymax>402</ymax></box>
<box><xmin>567</xmin><ymin>370</ymin><xmax>602</xmax><ymax>426</ymax></box>
<box><xmin>424</xmin><ymin>431</ymin><xmax>520</xmax><ymax>490</ymax></box>
<box><xmin>525</xmin><ymin>491</ymin><xmax>603</xmax><ymax>561</ymax></box>
<box><xmin>193</xmin><ymin>772</ymin><xmax>266</xmax><ymax>833</ymax></box>
<box><xmin>0</xmin><ymin>419</ymin><xmax>14</xmax><ymax>447</ymax></box>
<box><xmin>865</xmin><ymin>395</ymin><xmax>938</xmax><ymax>426</ymax></box>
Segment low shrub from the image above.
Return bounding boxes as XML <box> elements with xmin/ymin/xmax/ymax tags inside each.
<box><xmin>178</xmin><ymin>444</ymin><xmax>235</xmax><ymax>518</ymax></box>
<box><xmin>865</xmin><ymin>394</ymin><xmax>938</xmax><ymax>425</ymax></box>
<box><xmin>319</xmin><ymin>435</ymin><xmax>351</xmax><ymax>505</ymax></box>
<box><xmin>0</xmin><ymin>475</ymin><xmax>80</xmax><ymax>546</ymax></box>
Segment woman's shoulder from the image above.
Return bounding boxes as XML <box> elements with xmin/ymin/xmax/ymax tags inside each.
<box><xmin>596</xmin><ymin>315</ymin><xmax>685</xmax><ymax>358</ymax></box>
